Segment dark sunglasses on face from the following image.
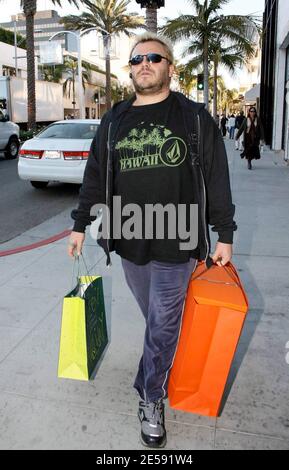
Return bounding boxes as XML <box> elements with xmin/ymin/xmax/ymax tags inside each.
<box><xmin>129</xmin><ymin>53</ymin><xmax>171</xmax><ymax>66</ymax></box>
<box><xmin>249</xmin><ymin>109</ymin><xmax>256</xmax><ymax>113</ymax></box>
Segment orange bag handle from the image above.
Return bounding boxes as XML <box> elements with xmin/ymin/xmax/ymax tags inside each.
<box><xmin>224</xmin><ymin>263</ymin><xmax>249</xmax><ymax>305</ymax></box>
<box><xmin>223</xmin><ymin>263</ymin><xmax>241</xmax><ymax>286</ymax></box>
<box><xmin>192</xmin><ymin>258</ymin><xmax>248</xmax><ymax>305</ymax></box>
<box><xmin>191</xmin><ymin>257</ymin><xmax>215</xmax><ymax>281</ymax></box>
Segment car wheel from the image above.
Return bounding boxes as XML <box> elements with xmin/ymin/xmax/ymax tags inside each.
<box><xmin>5</xmin><ymin>137</ymin><xmax>20</xmax><ymax>159</ymax></box>
<box><xmin>30</xmin><ymin>181</ymin><xmax>49</xmax><ymax>189</ymax></box>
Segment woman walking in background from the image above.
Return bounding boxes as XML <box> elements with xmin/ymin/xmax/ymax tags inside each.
<box><xmin>236</xmin><ymin>107</ymin><xmax>264</xmax><ymax>170</ymax></box>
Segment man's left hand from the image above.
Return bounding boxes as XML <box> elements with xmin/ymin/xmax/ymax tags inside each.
<box><xmin>211</xmin><ymin>242</ymin><xmax>233</xmax><ymax>267</ymax></box>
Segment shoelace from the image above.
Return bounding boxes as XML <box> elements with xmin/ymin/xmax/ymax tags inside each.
<box><xmin>141</xmin><ymin>401</ymin><xmax>163</xmax><ymax>424</ymax></box>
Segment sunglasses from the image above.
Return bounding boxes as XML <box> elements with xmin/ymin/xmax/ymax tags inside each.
<box><xmin>129</xmin><ymin>53</ymin><xmax>171</xmax><ymax>66</ymax></box>
<box><xmin>249</xmin><ymin>109</ymin><xmax>256</xmax><ymax>113</ymax></box>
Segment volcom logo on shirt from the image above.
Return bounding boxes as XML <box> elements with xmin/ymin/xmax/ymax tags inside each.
<box><xmin>115</xmin><ymin>124</ymin><xmax>187</xmax><ymax>171</ymax></box>
<box><xmin>160</xmin><ymin>137</ymin><xmax>186</xmax><ymax>167</ymax></box>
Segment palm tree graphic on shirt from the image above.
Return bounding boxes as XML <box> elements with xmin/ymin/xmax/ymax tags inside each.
<box><xmin>115</xmin><ymin>124</ymin><xmax>187</xmax><ymax>171</ymax></box>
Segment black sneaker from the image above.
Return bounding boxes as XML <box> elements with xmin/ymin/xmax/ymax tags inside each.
<box><xmin>138</xmin><ymin>399</ymin><xmax>167</xmax><ymax>448</ymax></box>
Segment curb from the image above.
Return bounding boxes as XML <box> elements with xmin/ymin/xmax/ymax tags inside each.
<box><xmin>0</xmin><ymin>229</ymin><xmax>72</xmax><ymax>257</ymax></box>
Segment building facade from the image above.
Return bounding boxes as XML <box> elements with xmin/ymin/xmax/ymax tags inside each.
<box><xmin>0</xmin><ymin>9</ymin><xmax>135</xmax><ymax>87</ymax></box>
<box><xmin>0</xmin><ymin>10</ymin><xmax>128</xmax><ymax>120</ymax></box>
<box><xmin>0</xmin><ymin>41</ymin><xmax>28</xmax><ymax>78</ymax></box>
<box><xmin>0</xmin><ymin>10</ymin><xmax>76</xmax><ymax>57</ymax></box>
<box><xmin>260</xmin><ymin>0</ymin><xmax>289</xmax><ymax>158</ymax></box>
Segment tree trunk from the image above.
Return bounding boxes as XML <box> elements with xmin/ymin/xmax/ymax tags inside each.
<box><xmin>105</xmin><ymin>56</ymin><xmax>111</xmax><ymax>111</ymax></box>
<box><xmin>146</xmin><ymin>8</ymin><xmax>157</xmax><ymax>33</ymax></box>
<box><xmin>213</xmin><ymin>57</ymin><xmax>218</xmax><ymax>120</ymax></box>
<box><xmin>203</xmin><ymin>36</ymin><xmax>209</xmax><ymax>109</ymax></box>
<box><xmin>104</xmin><ymin>35</ymin><xmax>111</xmax><ymax>111</ymax></box>
<box><xmin>23</xmin><ymin>0</ymin><xmax>37</xmax><ymax>130</ymax></box>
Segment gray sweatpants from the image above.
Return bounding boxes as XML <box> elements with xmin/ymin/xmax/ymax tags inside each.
<box><xmin>121</xmin><ymin>257</ymin><xmax>197</xmax><ymax>403</ymax></box>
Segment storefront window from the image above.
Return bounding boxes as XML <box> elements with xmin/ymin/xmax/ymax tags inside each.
<box><xmin>2</xmin><ymin>65</ymin><xmax>16</xmax><ymax>77</ymax></box>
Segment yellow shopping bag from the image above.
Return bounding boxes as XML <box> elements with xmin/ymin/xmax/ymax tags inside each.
<box><xmin>58</xmin><ymin>268</ymin><xmax>108</xmax><ymax>381</ymax></box>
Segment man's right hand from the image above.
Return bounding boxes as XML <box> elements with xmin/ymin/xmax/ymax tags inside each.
<box><xmin>67</xmin><ymin>231</ymin><xmax>85</xmax><ymax>258</ymax></box>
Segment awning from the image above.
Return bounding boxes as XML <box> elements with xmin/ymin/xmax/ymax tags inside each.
<box><xmin>245</xmin><ymin>84</ymin><xmax>260</xmax><ymax>103</ymax></box>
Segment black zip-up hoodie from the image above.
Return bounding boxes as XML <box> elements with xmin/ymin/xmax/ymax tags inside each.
<box><xmin>71</xmin><ymin>92</ymin><xmax>237</xmax><ymax>266</ymax></box>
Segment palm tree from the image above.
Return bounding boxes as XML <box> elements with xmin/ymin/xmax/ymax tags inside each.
<box><xmin>0</xmin><ymin>0</ymin><xmax>82</xmax><ymax>129</ymax></box>
<box><xmin>211</xmin><ymin>41</ymin><xmax>254</xmax><ymax>118</ymax></box>
<box><xmin>111</xmin><ymin>83</ymin><xmax>134</xmax><ymax>104</ymax></box>
<box><xmin>62</xmin><ymin>57</ymin><xmax>91</xmax><ymax>117</ymax></box>
<box><xmin>176</xmin><ymin>64</ymin><xmax>197</xmax><ymax>99</ymax></box>
<box><xmin>135</xmin><ymin>0</ymin><xmax>166</xmax><ymax>33</ymax></box>
<box><xmin>222</xmin><ymin>88</ymin><xmax>239</xmax><ymax>114</ymax></box>
<box><xmin>61</xmin><ymin>0</ymin><xmax>144</xmax><ymax>111</ymax></box>
<box><xmin>216</xmin><ymin>75</ymin><xmax>226</xmax><ymax>113</ymax></box>
<box><xmin>41</xmin><ymin>64</ymin><xmax>64</xmax><ymax>83</ymax></box>
<box><xmin>183</xmin><ymin>35</ymin><xmax>255</xmax><ymax>117</ymax></box>
<box><xmin>160</xmin><ymin>0</ymin><xmax>260</xmax><ymax>109</ymax></box>
<box><xmin>145</xmin><ymin>6</ymin><xmax>157</xmax><ymax>33</ymax></box>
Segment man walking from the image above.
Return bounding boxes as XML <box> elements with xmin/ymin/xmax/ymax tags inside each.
<box><xmin>220</xmin><ymin>113</ymin><xmax>228</xmax><ymax>137</ymax></box>
<box><xmin>67</xmin><ymin>33</ymin><xmax>237</xmax><ymax>449</ymax></box>
<box><xmin>228</xmin><ymin>114</ymin><xmax>236</xmax><ymax>139</ymax></box>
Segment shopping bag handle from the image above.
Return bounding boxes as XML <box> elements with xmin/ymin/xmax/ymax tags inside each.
<box><xmin>80</xmin><ymin>253</ymin><xmax>94</xmax><ymax>283</ymax></box>
<box><xmin>71</xmin><ymin>253</ymin><xmax>94</xmax><ymax>289</ymax></box>
<box><xmin>193</xmin><ymin>257</ymin><xmax>242</xmax><ymax>290</ymax></box>
<box><xmin>192</xmin><ymin>257</ymin><xmax>248</xmax><ymax>304</ymax></box>
<box><xmin>223</xmin><ymin>262</ymin><xmax>249</xmax><ymax>304</ymax></box>
<box><xmin>205</xmin><ymin>256</ymin><xmax>214</xmax><ymax>270</ymax></box>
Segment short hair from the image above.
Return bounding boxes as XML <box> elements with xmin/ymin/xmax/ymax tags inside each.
<box><xmin>129</xmin><ymin>32</ymin><xmax>174</xmax><ymax>64</ymax></box>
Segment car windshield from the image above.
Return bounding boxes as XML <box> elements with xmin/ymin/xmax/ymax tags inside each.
<box><xmin>37</xmin><ymin>122</ymin><xmax>99</xmax><ymax>139</ymax></box>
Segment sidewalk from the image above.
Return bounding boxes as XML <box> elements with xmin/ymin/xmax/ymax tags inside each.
<box><xmin>0</xmin><ymin>141</ymin><xmax>288</xmax><ymax>450</ymax></box>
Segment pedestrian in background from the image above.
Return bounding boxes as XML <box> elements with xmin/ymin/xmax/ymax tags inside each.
<box><xmin>236</xmin><ymin>106</ymin><xmax>264</xmax><ymax>170</ymax></box>
<box><xmin>228</xmin><ymin>114</ymin><xmax>236</xmax><ymax>139</ymax></box>
<box><xmin>220</xmin><ymin>113</ymin><xmax>228</xmax><ymax>137</ymax></box>
<box><xmin>226</xmin><ymin>114</ymin><xmax>231</xmax><ymax>135</ymax></box>
<box><xmin>234</xmin><ymin>110</ymin><xmax>246</xmax><ymax>150</ymax></box>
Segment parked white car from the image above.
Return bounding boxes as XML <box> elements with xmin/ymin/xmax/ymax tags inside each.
<box><xmin>18</xmin><ymin>119</ymin><xmax>100</xmax><ymax>188</ymax></box>
<box><xmin>0</xmin><ymin>109</ymin><xmax>20</xmax><ymax>159</ymax></box>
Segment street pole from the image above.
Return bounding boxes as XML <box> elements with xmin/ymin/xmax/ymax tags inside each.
<box><xmin>98</xmin><ymin>86</ymin><xmax>101</xmax><ymax>119</ymax></box>
<box><xmin>14</xmin><ymin>20</ymin><xmax>18</xmax><ymax>77</ymax></box>
<box><xmin>77</xmin><ymin>32</ymin><xmax>84</xmax><ymax>119</ymax></box>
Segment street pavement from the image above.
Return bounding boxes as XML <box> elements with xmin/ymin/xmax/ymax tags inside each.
<box><xmin>0</xmin><ymin>139</ymin><xmax>288</xmax><ymax>450</ymax></box>
<box><xmin>0</xmin><ymin>155</ymin><xmax>80</xmax><ymax>244</ymax></box>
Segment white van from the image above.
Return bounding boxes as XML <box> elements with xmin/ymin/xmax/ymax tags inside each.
<box><xmin>0</xmin><ymin>109</ymin><xmax>20</xmax><ymax>159</ymax></box>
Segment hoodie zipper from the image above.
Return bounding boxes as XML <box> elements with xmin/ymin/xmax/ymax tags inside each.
<box><xmin>106</xmin><ymin>122</ymin><xmax>112</xmax><ymax>267</ymax></box>
<box><xmin>197</xmin><ymin>114</ymin><xmax>210</xmax><ymax>263</ymax></box>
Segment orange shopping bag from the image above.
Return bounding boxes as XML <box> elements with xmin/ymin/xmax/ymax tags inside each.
<box><xmin>168</xmin><ymin>260</ymin><xmax>249</xmax><ymax>417</ymax></box>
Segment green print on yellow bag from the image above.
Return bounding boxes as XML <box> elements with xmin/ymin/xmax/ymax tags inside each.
<box><xmin>58</xmin><ymin>274</ymin><xmax>108</xmax><ymax>381</ymax></box>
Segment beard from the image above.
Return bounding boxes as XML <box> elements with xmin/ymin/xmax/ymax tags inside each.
<box><xmin>132</xmin><ymin>70</ymin><xmax>170</xmax><ymax>95</ymax></box>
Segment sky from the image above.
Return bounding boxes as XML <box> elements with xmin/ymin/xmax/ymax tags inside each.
<box><xmin>1</xmin><ymin>0</ymin><xmax>265</xmax><ymax>88</ymax></box>
<box><xmin>0</xmin><ymin>0</ymin><xmax>265</xmax><ymax>21</ymax></box>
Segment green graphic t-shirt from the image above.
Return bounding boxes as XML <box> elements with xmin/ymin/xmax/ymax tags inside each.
<box><xmin>113</xmin><ymin>92</ymin><xmax>196</xmax><ymax>265</ymax></box>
